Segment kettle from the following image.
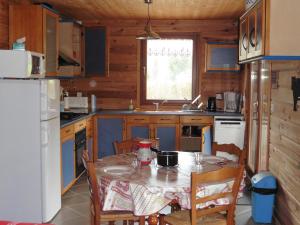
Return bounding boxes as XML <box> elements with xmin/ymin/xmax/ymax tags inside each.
<box><xmin>207</xmin><ymin>97</ymin><xmax>216</xmax><ymax>112</ymax></box>
<box><xmin>137</xmin><ymin>141</ymin><xmax>153</xmax><ymax>165</ymax></box>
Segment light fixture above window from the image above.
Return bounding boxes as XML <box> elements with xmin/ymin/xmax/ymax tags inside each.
<box><xmin>136</xmin><ymin>0</ymin><xmax>160</xmax><ymax>40</ymax></box>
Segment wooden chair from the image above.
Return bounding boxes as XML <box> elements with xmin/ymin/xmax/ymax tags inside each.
<box><xmin>113</xmin><ymin>138</ymin><xmax>159</xmax><ymax>155</ymax></box>
<box><xmin>82</xmin><ymin>149</ymin><xmax>90</xmax><ymax>169</ymax></box>
<box><xmin>160</xmin><ymin>165</ymin><xmax>245</xmax><ymax>225</ymax></box>
<box><xmin>86</xmin><ymin>161</ymin><xmax>145</xmax><ymax>225</ymax></box>
<box><xmin>212</xmin><ymin>143</ymin><xmax>246</xmax><ymax>165</ymax></box>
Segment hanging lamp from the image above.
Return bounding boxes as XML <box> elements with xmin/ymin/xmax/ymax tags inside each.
<box><xmin>136</xmin><ymin>0</ymin><xmax>160</xmax><ymax>40</ymax></box>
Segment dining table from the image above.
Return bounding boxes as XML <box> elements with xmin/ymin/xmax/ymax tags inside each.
<box><xmin>94</xmin><ymin>151</ymin><xmax>245</xmax><ymax>225</ymax></box>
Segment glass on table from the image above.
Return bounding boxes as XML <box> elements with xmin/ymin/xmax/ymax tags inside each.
<box><xmin>194</xmin><ymin>152</ymin><xmax>204</xmax><ymax>170</ymax></box>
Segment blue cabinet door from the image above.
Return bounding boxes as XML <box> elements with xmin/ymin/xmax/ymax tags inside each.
<box><xmin>156</xmin><ymin>126</ymin><xmax>177</xmax><ymax>151</ymax></box>
<box><xmin>62</xmin><ymin>139</ymin><xmax>75</xmax><ymax>189</ymax></box>
<box><xmin>97</xmin><ymin>118</ymin><xmax>124</xmax><ymax>158</ymax></box>
<box><xmin>130</xmin><ymin>125</ymin><xmax>150</xmax><ymax>139</ymax></box>
<box><xmin>87</xmin><ymin>136</ymin><xmax>93</xmax><ymax>160</ymax></box>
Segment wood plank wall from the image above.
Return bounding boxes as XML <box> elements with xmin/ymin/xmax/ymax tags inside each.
<box><xmin>269</xmin><ymin>61</ymin><xmax>300</xmax><ymax>225</ymax></box>
<box><xmin>0</xmin><ymin>0</ymin><xmax>9</xmax><ymax>48</ymax></box>
<box><xmin>61</xmin><ymin>19</ymin><xmax>243</xmax><ymax>109</ymax></box>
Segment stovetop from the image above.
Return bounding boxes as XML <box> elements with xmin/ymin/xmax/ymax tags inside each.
<box><xmin>60</xmin><ymin>112</ymin><xmax>87</xmax><ymax>121</ymax></box>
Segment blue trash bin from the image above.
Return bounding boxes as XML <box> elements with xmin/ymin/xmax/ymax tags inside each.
<box><xmin>251</xmin><ymin>172</ymin><xmax>277</xmax><ymax>223</ymax></box>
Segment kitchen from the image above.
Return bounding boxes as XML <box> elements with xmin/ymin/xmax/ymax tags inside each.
<box><xmin>0</xmin><ymin>0</ymin><xmax>299</xmax><ymax>225</ymax></box>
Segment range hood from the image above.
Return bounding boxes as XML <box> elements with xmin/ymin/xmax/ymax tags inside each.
<box><xmin>59</xmin><ymin>51</ymin><xmax>80</xmax><ymax>66</ymax></box>
<box><xmin>59</xmin><ymin>21</ymin><xmax>81</xmax><ymax>67</ymax></box>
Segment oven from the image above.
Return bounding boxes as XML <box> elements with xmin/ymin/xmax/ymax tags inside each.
<box><xmin>75</xmin><ymin>128</ymin><xmax>86</xmax><ymax>177</ymax></box>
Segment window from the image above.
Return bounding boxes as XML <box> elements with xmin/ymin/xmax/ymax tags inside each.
<box><xmin>141</xmin><ymin>35</ymin><xmax>197</xmax><ymax>104</ymax></box>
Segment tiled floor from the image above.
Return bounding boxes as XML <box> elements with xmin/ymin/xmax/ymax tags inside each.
<box><xmin>50</xmin><ymin>174</ymin><xmax>273</xmax><ymax>225</ymax></box>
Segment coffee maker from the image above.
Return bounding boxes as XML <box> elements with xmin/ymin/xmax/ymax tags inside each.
<box><xmin>207</xmin><ymin>97</ymin><xmax>217</xmax><ymax>112</ymax></box>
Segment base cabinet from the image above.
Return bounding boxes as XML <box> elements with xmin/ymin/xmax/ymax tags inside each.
<box><xmin>179</xmin><ymin>116</ymin><xmax>213</xmax><ymax>153</ymax></box>
<box><xmin>126</xmin><ymin>116</ymin><xmax>179</xmax><ymax>151</ymax></box>
<box><xmin>96</xmin><ymin>116</ymin><xmax>125</xmax><ymax>158</ymax></box>
<box><xmin>61</xmin><ymin>139</ymin><xmax>75</xmax><ymax>189</ymax></box>
<box><xmin>60</xmin><ymin>124</ymin><xmax>75</xmax><ymax>194</ymax></box>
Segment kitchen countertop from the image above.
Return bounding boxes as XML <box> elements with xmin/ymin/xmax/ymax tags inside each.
<box><xmin>60</xmin><ymin>109</ymin><xmax>243</xmax><ymax>128</ymax></box>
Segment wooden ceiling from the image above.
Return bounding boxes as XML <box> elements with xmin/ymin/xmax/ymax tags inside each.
<box><xmin>32</xmin><ymin>0</ymin><xmax>245</xmax><ymax>21</ymax></box>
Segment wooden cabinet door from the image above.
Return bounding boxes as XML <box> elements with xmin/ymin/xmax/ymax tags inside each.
<box><xmin>61</xmin><ymin>138</ymin><xmax>75</xmax><ymax>190</ymax></box>
<box><xmin>201</xmin><ymin>125</ymin><xmax>212</xmax><ymax>155</ymax></box>
<box><xmin>248</xmin><ymin>61</ymin><xmax>259</xmax><ymax>173</ymax></box>
<box><xmin>247</xmin><ymin>1</ymin><xmax>265</xmax><ymax>59</ymax></box>
<box><xmin>239</xmin><ymin>17</ymin><xmax>248</xmax><ymax>61</ymax></box>
<box><xmin>84</xmin><ymin>26</ymin><xmax>108</xmax><ymax>76</ymax></box>
<box><xmin>154</xmin><ymin>124</ymin><xmax>179</xmax><ymax>151</ymax></box>
<box><xmin>97</xmin><ymin>117</ymin><xmax>124</xmax><ymax>158</ymax></box>
<box><xmin>44</xmin><ymin>9</ymin><xmax>59</xmax><ymax>76</ymax></box>
<box><xmin>258</xmin><ymin>60</ymin><xmax>271</xmax><ymax>171</ymax></box>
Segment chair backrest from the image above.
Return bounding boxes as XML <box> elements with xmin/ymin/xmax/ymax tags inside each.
<box><xmin>191</xmin><ymin>165</ymin><xmax>244</xmax><ymax>225</ymax></box>
<box><xmin>212</xmin><ymin>142</ymin><xmax>246</xmax><ymax>164</ymax></box>
<box><xmin>86</xmin><ymin>161</ymin><xmax>102</xmax><ymax>221</ymax></box>
<box><xmin>113</xmin><ymin>138</ymin><xmax>159</xmax><ymax>155</ymax></box>
<box><xmin>82</xmin><ymin>149</ymin><xmax>90</xmax><ymax>169</ymax></box>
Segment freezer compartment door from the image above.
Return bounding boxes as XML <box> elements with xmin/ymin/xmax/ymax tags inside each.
<box><xmin>41</xmin><ymin>79</ymin><xmax>60</xmax><ymax>121</ymax></box>
<box><xmin>41</xmin><ymin>117</ymin><xmax>61</xmax><ymax>222</ymax></box>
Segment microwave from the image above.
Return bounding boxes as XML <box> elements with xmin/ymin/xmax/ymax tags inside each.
<box><xmin>0</xmin><ymin>50</ymin><xmax>45</xmax><ymax>78</ymax></box>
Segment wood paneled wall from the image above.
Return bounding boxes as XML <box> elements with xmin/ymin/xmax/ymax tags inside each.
<box><xmin>61</xmin><ymin>19</ymin><xmax>243</xmax><ymax>109</ymax></box>
<box><xmin>0</xmin><ymin>0</ymin><xmax>9</xmax><ymax>48</ymax></box>
<box><xmin>269</xmin><ymin>61</ymin><xmax>300</xmax><ymax>225</ymax></box>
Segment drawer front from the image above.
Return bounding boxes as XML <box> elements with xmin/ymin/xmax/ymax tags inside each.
<box><xmin>127</xmin><ymin>116</ymin><xmax>150</xmax><ymax>124</ymax></box>
<box><xmin>74</xmin><ymin>119</ymin><xmax>86</xmax><ymax>132</ymax></box>
<box><xmin>151</xmin><ymin>116</ymin><xmax>179</xmax><ymax>124</ymax></box>
<box><xmin>180</xmin><ymin>116</ymin><xmax>213</xmax><ymax>124</ymax></box>
<box><xmin>61</xmin><ymin>125</ymin><xmax>74</xmax><ymax>139</ymax></box>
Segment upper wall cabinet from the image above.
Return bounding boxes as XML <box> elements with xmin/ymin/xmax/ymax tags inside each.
<box><xmin>9</xmin><ymin>5</ymin><xmax>59</xmax><ymax>76</ymax></box>
<box><xmin>84</xmin><ymin>26</ymin><xmax>109</xmax><ymax>77</ymax></box>
<box><xmin>239</xmin><ymin>0</ymin><xmax>300</xmax><ymax>63</ymax></box>
<box><xmin>58</xmin><ymin>21</ymin><xmax>82</xmax><ymax>76</ymax></box>
<box><xmin>205</xmin><ymin>43</ymin><xmax>240</xmax><ymax>72</ymax></box>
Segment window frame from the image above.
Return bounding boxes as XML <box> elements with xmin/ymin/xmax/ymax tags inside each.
<box><xmin>140</xmin><ymin>33</ymin><xmax>199</xmax><ymax>106</ymax></box>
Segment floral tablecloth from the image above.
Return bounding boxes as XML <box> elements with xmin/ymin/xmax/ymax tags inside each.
<box><xmin>95</xmin><ymin>152</ymin><xmax>245</xmax><ymax>216</ymax></box>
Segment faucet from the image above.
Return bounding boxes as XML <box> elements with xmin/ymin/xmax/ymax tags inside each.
<box><xmin>182</xmin><ymin>95</ymin><xmax>201</xmax><ymax>110</ymax></box>
<box><xmin>153</xmin><ymin>100</ymin><xmax>168</xmax><ymax>111</ymax></box>
<box><xmin>153</xmin><ymin>102</ymin><xmax>159</xmax><ymax>111</ymax></box>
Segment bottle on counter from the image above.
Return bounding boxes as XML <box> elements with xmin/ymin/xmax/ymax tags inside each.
<box><xmin>129</xmin><ymin>99</ymin><xmax>134</xmax><ymax>110</ymax></box>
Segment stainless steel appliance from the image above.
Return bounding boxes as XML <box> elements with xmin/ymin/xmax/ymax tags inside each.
<box><xmin>224</xmin><ymin>92</ymin><xmax>241</xmax><ymax>112</ymax></box>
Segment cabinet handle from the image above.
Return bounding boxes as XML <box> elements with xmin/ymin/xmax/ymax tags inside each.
<box><xmin>191</xmin><ymin>118</ymin><xmax>202</xmax><ymax>121</ymax></box>
<box><xmin>242</xmin><ymin>33</ymin><xmax>248</xmax><ymax>50</ymax></box>
<box><xmin>249</xmin><ymin>28</ymin><xmax>256</xmax><ymax>47</ymax></box>
<box><xmin>159</xmin><ymin>118</ymin><xmax>171</xmax><ymax>121</ymax></box>
<box><xmin>134</xmin><ymin>118</ymin><xmax>145</xmax><ymax>121</ymax></box>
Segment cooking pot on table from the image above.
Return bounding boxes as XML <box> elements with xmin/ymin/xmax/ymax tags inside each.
<box><xmin>151</xmin><ymin>147</ymin><xmax>178</xmax><ymax>167</ymax></box>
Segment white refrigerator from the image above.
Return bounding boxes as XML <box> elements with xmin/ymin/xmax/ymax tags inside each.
<box><xmin>0</xmin><ymin>79</ymin><xmax>61</xmax><ymax>223</ymax></box>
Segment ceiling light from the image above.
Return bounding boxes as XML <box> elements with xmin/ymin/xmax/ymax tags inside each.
<box><xmin>136</xmin><ymin>0</ymin><xmax>160</xmax><ymax>40</ymax></box>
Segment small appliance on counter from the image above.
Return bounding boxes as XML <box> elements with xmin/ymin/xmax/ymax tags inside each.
<box><xmin>207</xmin><ymin>96</ymin><xmax>217</xmax><ymax>112</ymax></box>
<box><xmin>64</xmin><ymin>96</ymin><xmax>88</xmax><ymax>109</ymax></box>
<box><xmin>0</xmin><ymin>50</ymin><xmax>45</xmax><ymax>78</ymax></box>
<box><xmin>224</xmin><ymin>92</ymin><xmax>241</xmax><ymax>112</ymax></box>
